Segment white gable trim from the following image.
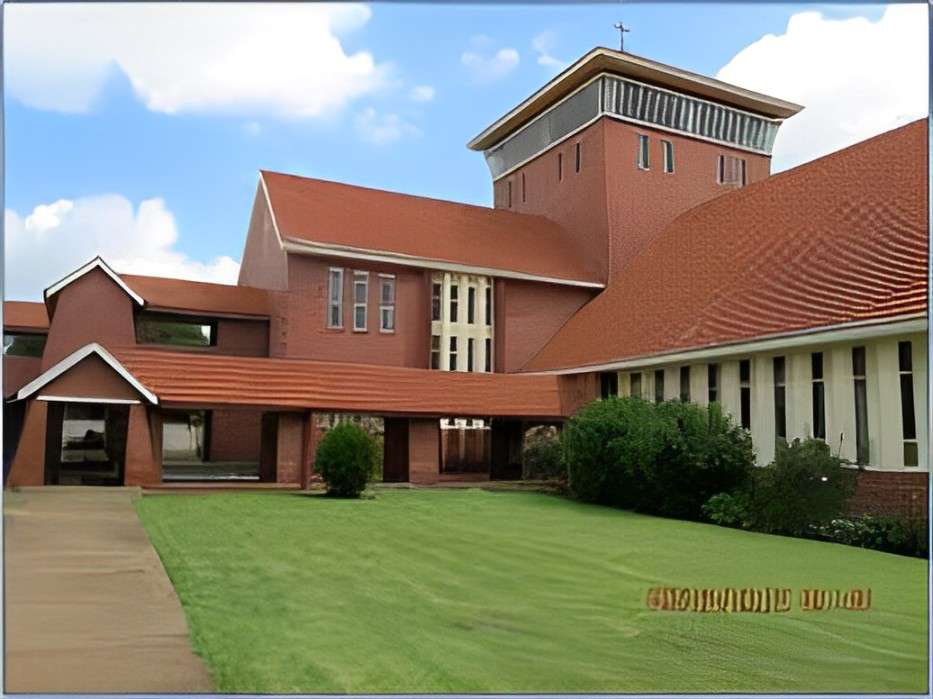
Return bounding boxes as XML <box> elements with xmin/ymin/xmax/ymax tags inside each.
<box><xmin>44</xmin><ymin>257</ymin><xmax>145</xmax><ymax>306</ymax></box>
<box><xmin>258</xmin><ymin>172</ymin><xmax>286</xmax><ymax>250</ymax></box>
<box><xmin>37</xmin><ymin>395</ymin><xmax>141</xmax><ymax>405</ymax></box>
<box><xmin>16</xmin><ymin>343</ymin><xmax>158</xmax><ymax>404</ymax></box>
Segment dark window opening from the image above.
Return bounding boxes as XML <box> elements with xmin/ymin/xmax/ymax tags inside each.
<box><xmin>811</xmin><ymin>352</ymin><xmax>825</xmax><ymax>440</ymax></box>
<box><xmin>739</xmin><ymin>359</ymin><xmax>751</xmax><ymax>430</ymax></box>
<box><xmin>485</xmin><ymin>338</ymin><xmax>492</xmax><ymax>372</ymax></box>
<box><xmin>485</xmin><ymin>287</ymin><xmax>492</xmax><ymax>326</ymax></box>
<box><xmin>136</xmin><ymin>312</ymin><xmax>216</xmax><ymax>347</ymax></box>
<box><xmin>467</xmin><ymin>287</ymin><xmax>476</xmax><ymax>324</ymax></box>
<box><xmin>707</xmin><ymin>363</ymin><xmax>719</xmax><ymax>404</ymax></box>
<box><xmin>449</xmin><ymin>337</ymin><xmax>458</xmax><ymax>371</ymax></box>
<box><xmin>654</xmin><ymin>370</ymin><xmax>665</xmax><ymax>403</ymax></box>
<box><xmin>431</xmin><ymin>283</ymin><xmax>442</xmax><ymax>321</ymax></box>
<box><xmin>575</xmin><ymin>142</ymin><xmax>582</xmax><ymax>172</ymax></box>
<box><xmin>450</xmin><ymin>284</ymin><xmax>459</xmax><ymax>323</ymax></box>
<box><xmin>3</xmin><ymin>333</ymin><xmax>46</xmax><ymax>357</ymax></box>
<box><xmin>630</xmin><ymin>373</ymin><xmax>641</xmax><ymax>398</ymax></box>
<box><xmin>662</xmin><ymin>139</ymin><xmax>674</xmax><ymax>173</ymax></box>
<box><xmin>430</xmin><ymin>335</ymin><xmax>441</xmax><ymax>370</ymax></box>
<box><xmin>467</xmin><ymin>339</ymin><xmax>475</xmax><ymax>372</ymax></box>
<box><xmin>898</xmin><ymin>340</ymin><xmax>918</xmax><ymax>466</ymax></box>
<box><xmin>679</xmin><ymin>366</ymin><xmax>690</xmax><ymax>402</ymax></box>
<box><xmin>558</xmin><ymin>152</ymin><xmax>563</xmax><ymax>181</ymax></box>
<box><xmin>507</xmin><ymin>180</ymin><xmax>513</xmax><ymax>208</ymax></box>
<box><xmin>48</xmin><ymin>402</ymin><xmax>129</xmax><ymax>486</ymax></box>
<box><xmin>773</xmin><ymin>356</ymin><xmax>786</xmax><ymax>441</ymax></box>
<box><xmin>600</xmin><ymin>372</ymin><xmax>619</xmax><ymax>399</ymax></box>
<box><xmin>852</xmin><ymin>346</ymin><xmax>869</xmax><ymax>465</ymax></box>
<box><xmin>521</xmin><ymin>172</ymin><xmax>526</xmax><ymax>202</ymax></box>
<box><xmin>637</xmin><ymin>134</ymin><xmax>650</xmax><ymax>170</ymax></box>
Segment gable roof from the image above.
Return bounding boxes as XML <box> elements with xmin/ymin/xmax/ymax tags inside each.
<box><xmin>4</xmin><ymin>301</ymin><xmax>49</xmax><ymax>332</ymax></box>
<box><xmin>120</xmin><ymin>274</ymin><xmax>272</xmax><ymax>318</ymax></box>
<box><xmin>260</xmin><ymin>170</ymin><xmax>603</xmax><ymax>288</ymax></box>
<box><xmin>45</xmin><ymin>257</ymin><xmax>144</xmax><ymax>305</ymax></box>
<box><xmin>524</xmin><ymin>119</ymin><xmax>928</xmax><ymax>372</ymax></box>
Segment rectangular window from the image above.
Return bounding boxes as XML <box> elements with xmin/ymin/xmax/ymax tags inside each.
<box><xmin>852</xmin><ymin>346</ymin><xmax>869</xmax><ymax>465</ymax></box>
<box><xmin>521</xmin><ymin>172</ymin><xmax>526</xmax><ymax>202</ymax></box>
<box><xmin>718</xmin><ymin>154</ymin><xmax>747</xmax><ymax>187</ymax></box>
<box><xmin>773</xmin><ymin>356</ymin><xmax>786</xmax><ymax>441</ymax></box>
<box><xmin>430</xmin><ymin>335</ymin><xmax>441</xmax><ymax>370</ymax></box>
<box><xmin>575</xmin><ymin>142</ymin><xmax>582</xmax><ymax>172</ymax></box>
<box><xmin>811</xmin><ymin>352</ymin><xmax>825</xmax><ymax>440</ymax></box>
<box><xmin>485</xmin><ymin>286</ymin><xmax>492</xmax><ymax>326</ymax></box>
<box><xmin>662</xmin><ymin>139</ymin><xmax>674</xmax><ymax>173</ymax></box>
<box><xmin>327</xmin><ymin>268</ymin><xmax>343</xmax><ymax>328</ymax></box>
<box><xmin>707</xmin><ymin>363</ymin><xmax>719</xmax><ymax>404</ymax></box>
<box><xmin>136</xmin><ymin>312</ymin><xmax>215</xmax><ymax>347</ymax></box>
<box><xmin>162</xmin><ymin>409</ymin><xmax>209</xmax><ymax>465</ymax></box>
<box><xmin>654</xmin><ymin>370</ymin><xmax>665</xmax><ymax>403</ymax></box>
<box><xmin>352</xmin><ymin>271</ymin><xmax>368</xmax><ymax>332</ymax></box>
<box><xmin>898</xmin><ymin>341</ymin><xmax>918</xmax><ymax>466</ymax></box>
<box><xmin>449</xmin><ymin>337</ymin><xmax>458</xmax><ymax>371</ymax></box>
<box><xmin>431</xmin><ymin>283</ymin><xmax>442</xmax><ymax>321</ymax></box>
<box><xmin>637</xmin><ymin>134</ymin><xmax>650</xmax><ymax>170</ymax></box>
<box><xmin>679</xmin><ymin>366</ymin><xmax>690</xmax><ymax>402</ymax></box>
<box><xmin>739</xmin><ymin>359</ymin><xmax>751</xmax><ymax>430</ymax></box>
<box><xmin>379</xmin><ymin>275</ymin><xmax>395</xmax><ymax>332</ymax></box>
<box><xmin>558</xmin><ymin>152</ymin><xmax>563</xmax><ymax>181</ymax></box>
<box><xmin>467</xmin><ymin>287</ymin><xmax>476</xmax><ymax>324</ymax></box>
<box><xmin>600</xmin><ymin>372</ymin><xmax>619</xmax><ymax>399</ymax></box>
<box><xmin>630</xmin><ymin>373</ymin><xmax>642</xmax><ymax>399</ymax></box>
<box><xmin>3</xmin><ymin>332</ymin><xmax>46</xmax><ymax>357</ymax></box>
<box><xmin>467</xmin><ymin>338</ymin><xmax>475</xmax><ymax>372</ymax></box>
<box><xmin>507</xmin><ymin>180</ymin><xmax>513</xmax><ymax>208</ymax></box>
<box><xmin>485</xmin><ymin>338</ymin><xmax>492</xmax><ymax>372</ymax></box>
<box><xmin>450</xmin><ymin>284</ymin><xmax>459</xmax><ymax>323</ymax></box>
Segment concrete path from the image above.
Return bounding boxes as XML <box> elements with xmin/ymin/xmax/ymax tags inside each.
<box><xmin>4</xmin><ymin>487</ymin><xmax>214</xmax><ymax>693</ymax></box>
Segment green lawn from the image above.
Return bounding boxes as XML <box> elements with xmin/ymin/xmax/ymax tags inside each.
<box><xmin>136</xmin><ymin>489</ymin><xmax>928</xmax><ymax>694</ymax></box>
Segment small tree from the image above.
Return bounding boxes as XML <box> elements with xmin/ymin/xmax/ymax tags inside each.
<box><xmin>315</xmin><ymin>422</ymin><xmax>378</xmax><ymax>497</ymax></box>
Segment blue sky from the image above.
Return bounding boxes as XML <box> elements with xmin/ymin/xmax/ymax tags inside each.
<box><xmin>4</xmin><ymin>3</ymin><xmax>924</xmax><ymax>299</ymax></box>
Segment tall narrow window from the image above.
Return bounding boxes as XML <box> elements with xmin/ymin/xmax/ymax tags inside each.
<box><xmin>600</xmin><ymin>372</ymin><xmax>619</xmax><ymax>399</ymax></box>
<box><xmin>654</xmin><ymin>370</ymin><xmax>665</xmax><ymax>403</ymax></box>
<box><xmin>898</xmin><ymin>341</ymin><xmax>918</xmax><ymax>466</ymax></box>
<box><xmin>718</xmin><ymin>154</ymin><xmax>747</xmax><ymax>187</ymax></box>
<box><xmin>521</xmin><ymin>172</ymin><xmax>526</xmax><ymax>202</ymax></box>
<box><xmin>485</xmin><ymin>338</ymin><xmax>492</xmax><ymax>372</ymax></box>
<box><xmin>630</xmin><ymin>373</ymin><xmax>642</xmax><ymax>398</ymax></box>
<box><xmin>741</xmin><ymin>159</ymin><xmax>747</xmax><ymax>186</ymax></box>
<box><xmin>739</xmin><ymin>359</ymin><xmax>751</xmax><ymax>430</ymax></box>
<box><xmin>637</xmin><ymin>134</ymin><xmax>650</xmax><ymax>170</ymax></box>
<box><xmin>449</xmin><ymin>337</ymin><xmax>458</xmax><ymax>371</ymax></box>
<box><xmin>485</xmin><ymin>286</ymin><xmax>492</xmax><ymax>326</ymax></box>
<box><xmin>707</xmin><ymin>364</ymin><xmax>719</xmax><ymax>404</ymax></box>
<box><xmin>450</xmin><ymin>284</ymin><xmax>459</xmax><ymax>323</ymax></box>
<box><xmin>662</xmin><ymin>140</ymin><xmax>674</xmax><ymax>173</ymax></box>
<box><xmin>575</xmin><ymin>142</ymin><xmax>582</xmax><ymax>172</ymax></box>
<box><xmin>430</xmin><ymin>335</ymin><xmax>441</xmax><ymax>370</ymax></box>
<box><xmin>327</xmin><ymin>268</ymin><xmax>343</xmax><ymax>328</ymax></box>
<box><xmin>558</xmin><ymin>152</ymin><xmax>563</xmax><ymax>181</ymax></box>
<box><xmin>811</xmin><ymin>352</ymin><xmax>826</xmax><ymax>440</ymax></box>
<box><xmin>352</xmin><ymin>271</ymin><xmax>368</xmax><ymax>332</ymax></box>
<box><xmin>467</xmin><ymin>338</ymin><xmax>475</xmax><ymax>372</ymax></box>
<box><xmin>507</xmin><ymin>180</ymin><xmax>512</xmax><ymax>207</ymax></box>
<box><xmin>679</xmin><ymin>366</ymin><xmax>690</xmax><ymax>402</ymax></box>
<box><xmin>773</xmin><ymin>356</ymin><xmax>786</xmax><ymax>441</ymax></box>
<box><xmin>852</xmin><ymin>346</ymin><xmax>869</xmax><ymax>465</ymax></box>
<box><xmin>379</xmin><ymin>274</ymin><xmax>395</xmax><ymax>332</ymax></box>
<box><xmin>431</xmin><ymin>283</ymin><xmax>442</xmax><ymax>321</ymax></box>
<box><xmin>467</xmin><ymin>287</ymin><xmax>476</xmax><ymax>324</ymax></box>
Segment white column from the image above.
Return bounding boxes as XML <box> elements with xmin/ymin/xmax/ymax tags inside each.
<box><xmin>825</xmin><ymin>345</ymin><xmax>856</xmax><ymax>463</ymax></box>
<box><xmin>752</xmin><ymin>356</ymin><xmax>776</xmax><ymax>466</ymax></box>
<box><xmin>720</xmin><ymin>361</ymin><xmax>741</xmax><ymax>424</ymax></box>
<box><xmin>786</xmin><ymin>351</ymin><xmax>811</xmax><ymax>441</ymax></box>
<box><xmin>871</xmin><ymin>338</ymin><xmax>898</xmax><ymax>469</ymax></box>
<box><xmin>664</xmin><ymin>367</ymin><xmax>679</xmax><ymax>401</ymax></box>
<box><xmin>690</xmin><ymin>363</ymin><xmax>709</xmax><ymax>406</ymax></box>
<box><xmin>913</xmin><ymin>332</ymin><xmax>928</xmax><ymax>471</ymax></box>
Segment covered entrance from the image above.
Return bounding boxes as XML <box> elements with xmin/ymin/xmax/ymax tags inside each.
<box><xmin>43</xmin><ymin>401</ymin><xmax>130</xmax><ymax>485</ymax></box>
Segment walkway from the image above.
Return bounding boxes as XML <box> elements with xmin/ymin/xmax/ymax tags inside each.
<box><xmin>4</xmin><ymin>487</ymin><xmax>214</xmax><ymax>693</ymax></box>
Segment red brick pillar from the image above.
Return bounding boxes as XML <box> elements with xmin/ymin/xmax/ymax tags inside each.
<box><xmin>124</xmin><ymin>405</ymin><xmax>161</xmax><ymax>486</ymax></box>
<box><xmin>8</xmin><ymin>399</ymin><xmax>48</xmax><ymax>487</ymax></box>
<box><xmin>408</xmin><ymin>418</ymin><xmax>440</xmax><ymax>485</ymax></box>
<box><xmin>301</xmin><ymin>412</ymin><xmax>323</xmax><ymax>489</ymax></box>
<box><xmin>275</xmin><ymin>413</ymin><xmax>304</xmax><ymax>485</ymax></box>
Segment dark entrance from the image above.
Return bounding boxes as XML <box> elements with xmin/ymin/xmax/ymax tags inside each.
<box><xmin>44</xmin><ymin>402</ymin><xmax>130</xmax><ymax>485</ymax></box>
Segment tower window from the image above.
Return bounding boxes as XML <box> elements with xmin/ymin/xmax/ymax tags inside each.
<box><xmin>467</xmin><ymin>287</ymin><xmax>476</xmax><ymax>324</ymax></box>
<box><xmin>718</xmin><ymin>154</ymin><xmax>747</xmax><ymax>187</ymax></box>
<box><xmin>811</xmin><ymin>352</ymin><xmax>826</xmax><ymax>440</ymax></box>
<box><xmin>558</xmin><ymin>152</ymin><xmax>563</xmax><ymax>181</ymax></box>
<box><xmin>352</xmin><ymin>271</ymin><xmax>368</xmax><ymax>332</ymax></box>
<box><xmin>575</xmin><ymin>142</ymin><xmax>581</xmax><ymax>172</ymax></box>
<box><xmin>485</xmin><ymin>338</ymin><xmax>492</xmax><ymax>372</ymax></box>
<box><xmin>449</xmin><ymin>337</ymin><xmax>458</xmax><ymax>371</ymax></box>
<box><xmin>662</xmin><ymin>140</ymin><xmax>674</xmax><ymax>173</ymax></box>
<box><xmin>739</xmin><ymin>359</ymin><xmax>751</xmax><ymax>430</ymax></box>
<box><xmin>852</xmin><ymin>346</ymin><xmax>869</xmax><ymax>464</ymax></box>
<box><xmin>430</xmin><ymin>335</ymin><xmax>441</xmax><ymax>370</ymax></box>
<box><xmin>431</xmin><ymin>283</ymin><xmax>442</xmax><ymax>321</ymax></box>
<box><xmin>467</xmin><ymin>338</ymin><xmax>475</xmax><ymax>372</ymax></box>
<box><xmin>379</xmin><ymin>274</ymin><xmax>395</xmax><ymax>332</ymax></box>
<box><xmin>521</xmin><ymin>172</ymin><xmax>526</xmax><ymax>202</ymax></box>
<box><xmin>485</xmin><ymin>286</ymin><xmax>492</xmax><ymax>326</ymax></box>
<box><xmin>898</xmin><ymin>341</ymin><xmax>918</xmax><ymax>466</ymax></box>
<box><xmin>327</xmin><ymin>267</ymin><xmax>344</xmax><ymax>328</ymax></box>
<box><xmin>450</xmin><ymin>284</ymin><xmax>459</xmax><ymax>323</ymax></box>
<box><xmin>507</xmin><ymin>180</ymin><xmax>512</xmax><ymax>207</ymax></box>
<box><xmin>637</xmin><ymin>134</ymin><xmax>650</xmax><ymax>170</ymax></box>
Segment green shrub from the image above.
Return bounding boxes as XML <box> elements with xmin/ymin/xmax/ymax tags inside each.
<box><xmin>522</xmin><ymin>427</ymin><xmax>565</xmax><ymax>480</ymax></box>
<box><xmin>702</xmin><ymin>491</ymin><xmax>753</xmax><ymax>529</ymax></box>
<box><xmin>561</xmin><ymin>397</ymin><xmax>754</xmax><ymax>518</ymax></box>
<box><xmin>747</xmin><ymin>438</ymin><xmax>855</xmax><ymax>536</ymax></box>
<box><xmin>315</xmin><ymin>422</ymin><xmax>378</xmax><ymax>497</ymax></box>
<box><xmin>819</xmin><ymin>515</ymin><xmax>928</xmax><ymax>558</ymax></box>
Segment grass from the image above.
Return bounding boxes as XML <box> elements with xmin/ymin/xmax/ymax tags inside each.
<box><xmin>136</xmin><ymin>489</ymin><xmax>928</xmax><ymax>694</ymax></box>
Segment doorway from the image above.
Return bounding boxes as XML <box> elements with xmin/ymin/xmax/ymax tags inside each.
<box><xmin>44</xmin><ymin>402</ymin><xmax>130</xmax><ymax>485</ymax></box>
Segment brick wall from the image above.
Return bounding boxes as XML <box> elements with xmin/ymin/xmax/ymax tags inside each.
<box><xmin>847</xmin><ymin>470</ymin><xmax>928</xmax><ymax>520</ymax></box>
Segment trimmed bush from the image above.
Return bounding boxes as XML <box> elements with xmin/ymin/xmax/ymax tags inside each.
<box><xmin>315</xmin><ymin>422</ymin><xmax>379</xmax><ymax>497</ymax></box>
<box><xmin>818</xmin><ymin>515</ymin><xmax>928</xmax><ymax>558</ymax></box>
<box><xmin>562</xmin><ymin>397</ymin><xmax>754</xmax><ymax>518</ymax></box>
<box><xmin>746</xmin><ymin>437</ymin><xmax>856</xmax><ymax>537</ymax></box>
<box><xmin>702</xmin><ymin>491</ymin><xmax>753</xmax><ymax>529</ymax></box>
<box><xmin>522</xmin><ymin>427</ymin><xmax>565</xmax><ymax>480</ymax></box>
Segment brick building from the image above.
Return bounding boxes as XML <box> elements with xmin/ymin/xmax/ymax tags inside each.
<box><xmin>3</xmin><ymin>48</ymin><xmax>928</xmax><ymax>516</ymax></box>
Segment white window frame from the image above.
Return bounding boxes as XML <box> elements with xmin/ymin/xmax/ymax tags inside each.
<box><xmin>662</xmin><ymin>139</ymin><xmax>674</xmax><ymax>173</ymax></box>
<box><xmin>352</xmin><ymin>271</ymin><xmax>368</xmax><ymax>332</ymax></box>
<box><xmin>327</xmin><ymin>267</ymin><xmax>344</xmax><ymax>329</ymax></box>
<box><xmin>637</xmin><ymin>134</ymin><xmax>650</xmax><ymax>170</ymax></box>
<box><xmin>379</xmin><ymin>274</ymin><xmax>396</xmax><ymax>333</ymax></box>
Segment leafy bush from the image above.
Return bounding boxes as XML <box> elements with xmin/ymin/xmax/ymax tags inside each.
<box><xmin>561</xmin><ymin>397</ymin><xmax>754</xmax><ymax>519</ymax></box>
<box><xmin>746</xmin><ymin>438</ymin><xmax>856</xmax><ymax>536</ymax></box>
<box><xmin>818</xmin><ymin>515</ymin><xmax>928</xmax><ymax>558</ymax></box>
<box><xmin>702</xmin><ymin>491</ymin><xmax>753</xmax><ymax>529</ymax></box>
<box><xmin>522</xmin><ymin>427</ymin><xmax>565</xmax><ymax>480</ymax></box>
<box><xmin>315</xmin><ymin>422</ymin><xmax>379</xmax><ymax>497</ymax></box>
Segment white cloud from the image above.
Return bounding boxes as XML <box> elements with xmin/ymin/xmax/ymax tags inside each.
<box><xmin>461</xmin><ymin>37</ymin><xmax>519</xmax><ymax>83</ymax></box>
<box><xmin>4</xmin><ymin>195</ymin><xmax>239</xmax><ymax>300</ymax></box>
<box><xmin>532</xmin><ymin>31</ymin><xmax>566</xmax><ymax>71</ymax></box>
<box><xmin>354</xmin><ymin>107</ymin><xmax>421</xmax><ymax>146</ymax></box>
<box><xmin>409</xmin><ymin>85</ymin><xmax>436</xmax><ymax>103</ymax></box>
<box><xmin>6</xmin><ymin>3</ymin><xmax>389</xmax><ymax>119</ymax></box>
<box><xmin>717</xmin><ymin>5</ymin><xmax>927</xmax><ymax>171</ymax></box>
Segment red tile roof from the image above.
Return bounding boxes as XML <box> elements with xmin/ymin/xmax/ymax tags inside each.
<box><xmin>114</xmin><ymin>347</ymin><xmax>566</xmax><ymax>418</ymax></box>
<box><xmin>261</xmin><ymin>170</ymin><xmax>602</xmax><ymax>286</ymax></box>
<box><xmin>3</xmin><ymin>301</ymin><xmax>49</xmax><ymax>331</ymax></box>
<box><xmin>525</xmin><ymin>120</ymin><xmax>928</xmax><ymax>372</ymax></box>
<box><xmin>120</xmin><ymin>274</ymin><xmax>272</xmax><ymax>318</ymax></box>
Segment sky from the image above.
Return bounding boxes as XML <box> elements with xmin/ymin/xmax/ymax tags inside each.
<box><xmin>4</xmin><ymin>2</ymin><xmax>928</xmax><ymax>300</ymax></box>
